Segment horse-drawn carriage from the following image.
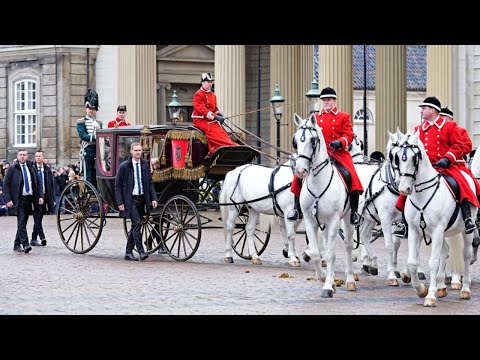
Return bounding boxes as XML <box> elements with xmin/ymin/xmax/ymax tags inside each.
<box><xmin>56</xmin><ymin>123</ymin><xmax>271</xmax><ymax>261</ymax></box>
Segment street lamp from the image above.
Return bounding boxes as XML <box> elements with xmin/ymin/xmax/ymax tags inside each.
<box><xmin>305</xmin><ymin>78</ymin><xmax>321</xmax><ymax>114</ymax></box>
<box><xmin>270</xmin><ymin>84</ymin><xmax>285</xmax><ymax>162</ymax></box>
<box><xmin>167</xmin><ymin>90</ymin><xmax>182</xmax><ymax>125</ymax></box>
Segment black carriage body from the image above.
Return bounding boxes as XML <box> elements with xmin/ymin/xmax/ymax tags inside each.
<box><xmin>95</xmin><ymin>124</ymin><xmax>209</xmax><ymax>209</ymax></box>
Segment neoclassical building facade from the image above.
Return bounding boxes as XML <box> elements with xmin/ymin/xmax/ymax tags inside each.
<box><xmin>0</xmin><ymin>45</ymin><xmax>478</xmax><ymax>167</ymax></box>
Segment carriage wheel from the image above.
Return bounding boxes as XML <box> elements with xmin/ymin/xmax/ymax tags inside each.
<box><xmin>57</xmin><ymin>179</ymin><xmax>105</xmax><ymax>254</ymax></box>
<box><xmin>123</xmin><ymin>213</ymin><xmax>163</xmax><ymax>254</ymax></box>
<box><xmin>159</xmin><ymin>195</ymin><xmax>201</xmax><ymax>261</ymax></box>
<box><xmin>232</xmin><ymin>206</ymin><xmax>271</xmax><ymax>260</ymax></box>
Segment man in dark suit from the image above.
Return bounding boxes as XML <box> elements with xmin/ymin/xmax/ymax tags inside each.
<box><xmin>3</xmin><ymin>149</ymin><xmax>44</xmax><ymax>253</ymax></box>
<box><xmin>31</xmin><ymin>149</ymin><xmax>56</xmax><ymax>246</ymax></box>
<box><xmin>115</xmin><ymin>142</ymin><xmax>158</xmax><ymax>261</ymax></box>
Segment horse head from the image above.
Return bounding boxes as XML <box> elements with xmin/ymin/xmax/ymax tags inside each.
<box><xmin>292</xmin><ymin>113</ymin><xmax>325</xmax><ymax>178</ymax></box>
<box><xmin>348</xmin><ymin>134</ymin><xmax>364</xmax><ymax>162</ymax></box>
<box><xmin>393</xmin><ymin>130</ymin><xmax>430</xmax><ymax>195</ymax></box>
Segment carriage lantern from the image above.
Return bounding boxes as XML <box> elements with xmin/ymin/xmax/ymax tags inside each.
<box><xmin>305</xmin><ymin>78</ymin><xmax>321</xmax><ymax>113</ymax></box>
<box><xmin>140</xmin><ymin>124</ymin><xmax>153</xmax><ymax>159</ymax></box>
<box><xmin>270</xmin><ymin>84</ymin><xmax>285</xmax><ymax>162</ymax></box>
<box><xmin>168</xmin><ymin>90</ymin><xmax>182</xmax><ymax>125</ymax></box>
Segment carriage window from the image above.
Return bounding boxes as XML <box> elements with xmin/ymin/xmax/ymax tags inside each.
<box><xmin>117</xmin><ymin>135</ymin><xmax>141</xmax><ymax>171</ymax></box>
<box><xmin>98</xmin><ymin>135</ymin><xmax>112</xmax><ymax>176</ymax></box>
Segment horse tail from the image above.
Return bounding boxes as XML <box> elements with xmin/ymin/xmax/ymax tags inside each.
<box><xmin>258</xmin><ymin>213</ymin><xmax>275</xmax><ymax>234</ymax></box>
<box><xmin>219</xmin><ymin>183</ymin><xmax>229</xmax><ymax>240</ymax></box>
<box><xmin>446</xmin><ymin>233</ymin><xmax>465</xmax><ymax>276</ymax></box>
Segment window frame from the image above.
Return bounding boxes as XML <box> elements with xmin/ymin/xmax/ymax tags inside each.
<box><xmin>14</xmin><ymin>79</ymin><xmax>38</xmax><ymax>147</ymax></box>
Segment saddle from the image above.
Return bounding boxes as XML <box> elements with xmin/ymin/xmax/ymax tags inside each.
<box><xmin>442</xmin><ymin>174</ymin><xmax>460</xmax><ymax>202</ymax></box>
<box><xmin>330</xmin><ymin>157</ymin><xmax>352</xmax><ymax>192</ymax></box>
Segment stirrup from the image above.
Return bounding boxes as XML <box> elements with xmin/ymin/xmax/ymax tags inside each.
<box><xmin>465</xmin><ymin>218</ymin><xmax>476</xmax><ymax>234</ymax></box>
<box><xmin>287</xmin><ymin>209</ymin><xmax>302</xmax><ymax>222</ymax></box>
<box><xmin>350</xmin><ymin>212</ymin><xmax>360</xmax><ymax>225</ymax></box>
<box><xmin>392</xmin><ymin>222</ymin><xmax>408</xmax><ymax>238</ymax></box>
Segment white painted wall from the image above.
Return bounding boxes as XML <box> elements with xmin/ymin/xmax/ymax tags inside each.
<box><xmin>95</xmin><ymin>45</ymin><xmax>119</xmax><ymax>126</ymax></box>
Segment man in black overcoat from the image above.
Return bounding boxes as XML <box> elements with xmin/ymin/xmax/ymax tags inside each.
<box><xmin>115</xmin><ymin>142</ymin><xmax>158</xmax><ymax>261</ymax></box>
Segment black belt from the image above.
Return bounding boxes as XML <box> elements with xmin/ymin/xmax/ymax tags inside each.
<box><xmin>132</xmin><ymin>194</ymin><xmax>145</xmax><ymax>199</ymax></box>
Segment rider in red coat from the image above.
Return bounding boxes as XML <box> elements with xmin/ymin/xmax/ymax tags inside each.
<box><xmin>191</xmin><ymin>72</ymin><xmax>236</xmax><ymax>156</ymax></box>
<box><xmin>288</xmin><ymin>87</ymin><xmax>364</xmax><ymax>225</ymax></box>
<box><xmin>393</xmin><ymin>97</ymin><xmax>479</xmax><ymax>237</ymax></box>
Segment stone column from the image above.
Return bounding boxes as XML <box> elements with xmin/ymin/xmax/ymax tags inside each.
<box><xmin>118</xmin><ymin>45</ymin><xmax>157</xmax><ymax>125</ymax></box>
<box><xmin>427</xmin><ymin>45</ymin><xmax>452</xmax><ymax>107</ymax></box>
<box><xmin>375</xmin><ymin>45</ymin><xmax>407</xmax><ymax>153</ymax></box>
<box><xmin>157</xmin><ymin>82</ymin><xmax>171</xmax><ymax>125</ymax></box>
<box><xmin>0</xmin><ymin>63</ymin><xmax>7</xmax><ymax>159</ymax></box>
<box><xmin>215</xmin><ymin>45</ymin><xmax>246</xmax><ymax>129</ymax></box>
<box><xmin>270</xmin><ymin>45</ymin><xmax>311</xmax><ymax>161</ymax></box>
<box><xmin>319</xmin><ymin>45</ymin><xmax>353</xmax><ymax>116</ymax></box>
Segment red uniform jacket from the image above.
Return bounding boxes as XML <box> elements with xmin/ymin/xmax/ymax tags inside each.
<box><xmin>107</xmin><ymin>118</ymin><xmax>132</xmax><ymax>128</ymax></box>
<box><xmin>191</xmin><ymin>86</ymin><xmax>236</xmax><ymax>154</ymax></box>
<box><xmin>291</xmin><ymin>107</ymin><xmax>364</xmax><ymax>196</ymax></box>
<box><xmin>396</xmin><ymin>116</ymin><xmax>480</xmax><ymax>211</ymax></box>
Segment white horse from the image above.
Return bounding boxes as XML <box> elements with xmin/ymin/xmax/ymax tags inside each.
<box><xmin>220</xmin><ymin>161</ymin><xmax>302</xmax><ymax>267</ymax></box>
<box><xmin>294</xmin><ymin>113</ymin><xmax>356</xmax><ymax>297</ymax></box>
<box><xmin>392</xmin><ymin>131</ymin><xmax>475</xmax><ymax>307</ymax></box>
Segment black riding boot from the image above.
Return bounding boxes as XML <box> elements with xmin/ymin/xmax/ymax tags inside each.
<box><xmin>350</xmin><ymin>190</ymin><xmax>360</xmax><ymax>225</ymax></box>
<box><xmin>392</xmin><ymin>212</ymin><xmax>408</xmax><ymax>238</ymax></box>
<box><xmin>287</xmin><ymin>195</ymin><xmax>303</xmax><ymax>222</ymax></box>
<box><xmin>461</xmin><ymin>199</ymin><xmax>476</xmax><ymax>234</ymax></box>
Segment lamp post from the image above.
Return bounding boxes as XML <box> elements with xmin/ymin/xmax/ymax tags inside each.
<box><xmin>305</xmin><ymin>78</ymin><xmax>321</xmax><ymax>114</ymax></box>
<box><xmin>270</xmin><ymin>84</ymin><xmax>285</xmax><ymax>162</ymax></box>
<box><xmin>363</xmin><ymin>45</ymin><xmax>368</xmax><ymax>156</ymax></box>
<box><xmin>167</xmin><ymin>90</ymin><xmax>182</xmax><ymax>125</ymax></box>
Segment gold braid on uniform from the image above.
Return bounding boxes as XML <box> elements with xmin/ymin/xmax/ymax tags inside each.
<box><xmin>152</xmin><ymin>129</ymin><xmax>208</xmax><ymax>183</ymax></box>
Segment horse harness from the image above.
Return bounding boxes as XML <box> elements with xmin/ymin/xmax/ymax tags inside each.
<box><xmin>227</xmin><ymin>164</ymin><xmax>292</xmax><ymax>216</ymax></box>
<box><xmin>393</xmin><ymin>137</ymin><xmax>460</xmax><ymax>245</ymax></box>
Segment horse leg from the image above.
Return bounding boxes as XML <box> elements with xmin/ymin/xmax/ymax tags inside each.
<box><xmin>342</xmin><ymin>223</ymin><xmax>357</xmax><ymax>291</ymax></box>
<box><xmin>285</xmin><ymin>221</ymin><xmax>300</xmax><ymax>267</ymax></box>
<box><xmin>382</xmin><ymin>221</ymin><xmax>400</xmax><ymax>286</ymax></box>
<box><xmin>223</xmin><ymin>206</ymin><xmax>239</xmax><ymax>263</ymax></box>
<box><xmin>460</xmin><ymin>233</ymin><xmax>473</xmax><ymax>300</ymax></box>
<box><xmin>245</xmin><ymin>210</ymin><xmax>262</xmax><ymax>265</ymax></box>
<box><xmin>407</xmin><ymin>228</ymin><xmax>428</xmax><ymax>299</ymax></box>
<box><xmin>303</xmin><ymin>215</ymin><xmax>324</xmax><ymax>282</ymax></box>
<box><xmin>321</xmin><ymin>220</ymin><xmax>340</xmax><ymax>298</ymax></box>
<box><xmin>424</xmin><ymin>230</ymin><xmax>444</xmax><ymax>307</ymax></box>
<box><xmin>358</xmin><ymin>219</ymin><xmax>379</xmax><ymax>276</ymax></box>
<box><xmin>436</xmin><ymin>240</ymin><xmax>449</xmax><ymax>298</ymax></box>
<box><xmin>279</xmin><ymin>221</ymin><xmax>290</xmax><ymax>258</ymax></box>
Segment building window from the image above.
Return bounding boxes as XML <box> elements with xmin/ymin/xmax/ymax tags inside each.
<box><xmin>354</xmin><ymin>108</ymin><xmax>374</xmax><ymax>123</ymax></box>
<box><xmin>14</xmin><ymin>80</ymin><xmax>37</xmax><ymax>146</ymax></box>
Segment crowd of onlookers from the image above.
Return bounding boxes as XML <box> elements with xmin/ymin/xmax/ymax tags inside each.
<box><xmin>0</xmin><ymin>158</ymin><xmax>83</xmax><ymax>216</ymax></box>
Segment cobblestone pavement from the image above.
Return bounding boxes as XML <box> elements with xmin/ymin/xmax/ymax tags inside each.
<box><xmin>1</xmin><ymin>211</ymin><xmax>480</xmax><ymax>315</ymax></box>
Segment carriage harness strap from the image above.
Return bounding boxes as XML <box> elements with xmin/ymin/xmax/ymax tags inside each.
<box><xmin>408</xmin><ymin>173</ymin><xmax>459</xmax><ymax>245</ymax></box>
<box><xmin>226</xmin><ymin>164</ymin><xmax>292</xmax><ymax>213</ymax></box>
<box><xmin>363</xmin><ymin>161</ymin><xmax>400</xmax><ymax>225</ymax></box>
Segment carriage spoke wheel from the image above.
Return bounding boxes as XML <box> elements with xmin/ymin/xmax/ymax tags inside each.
<box><xmin>123</xmin><ymin>213</ymin><xmax>163</xmax><ymax>255</ymax></box>
<box><xmin>57</xmin><ymin>179</ymin><xmax>104</xmax><ymax>254</ymax></box>
<box><xmin>159</xmin><ymin>195</ymin><xmax>201</xmax><ymax>261</ymax></box>
<box><xmin>232</xmin><ymin>206</ymin><xmax>271</xmax><ymax>260</ymax></box>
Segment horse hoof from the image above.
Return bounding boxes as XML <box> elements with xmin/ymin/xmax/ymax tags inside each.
<box><xmin>251</xmin><ymin>258</ymin><xmax>262</xmax><ymax>265</ymax></box>
<box><xmin>289</xmin><ymin>260</ymin><xmax>300</xmax><ymax>267</ymax></box>
<box><xmin>320</xmin><ymin>289</ymin><xmax>334</xmax><ymax>298</ymax></box>
<box><xmin>394</xmin><ymin>271</ymin><xmax>401</xmax><ymax>279</ymax></box>
<box><xmin>388</xmin><ymin>278</ymin><xmax>399</xmax><ymax>286</ymax></box>
<box><xmin>445</xmin><ymin>276</ymin><xmax>452</xmax><ymax>285</ymax></box>
<box><xmin>451</xmin><ymin>282</ymin><xmax>462</xmax><ymax>290</ymax></box>
<box><xmin>423</xmin><ymin>297</ymin><xmax>436</xmax><ymax>307</ymax></box>
<box><xmin>346</xmin><ymin>282</ymin><xmax>356</xmax><ymax>291</ymax></box>
<box><xmin>362</xmin><ymin>264</ymin><xmax>369</xmax><ymax>273</ymax></box>
<box><xmin>353</xmin><ymin>273</ymin><xmax>359</xmax><ymax>281</ymax></box>
<box><xmin>437</xmin><ymin>288</ymin><xmax>448</xmax><ymax>298</ymax></box>
<box><xmin>302</xmin><ymin>252</ymin><xmax>311</xmax><ymax>263</ymax></box>
<box><xmin>401</xmin><ymin>272</ymin><xmax>411</xmax><ymax>284</ymax></box>
<box><xmin>460</xmin><ymin>290</ymin><xmax>471</xmax><ymax>300</ymax></box>
<box><xmin>418</xmin><ymin>272</ymin><xmax>426</xmax><ymax>280</ymax></box>
<box><xmin>224</xmin><ymin>257</ymin><xmax>234</xmax><ymax>263</ymax></box>
<box><xmin>418</xmin><ymin>283</ymin><xmax>428</xmax><ymax>298</ymax></box>
<box><xmin>282</xmin><ymin>249</ymin><xmax>288</xmax><ymax>258</ymax></box>
<box><xmin>368</xmin><ymin>266</ymin><xmax>378</xmax><ymax>276</ymax></box>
